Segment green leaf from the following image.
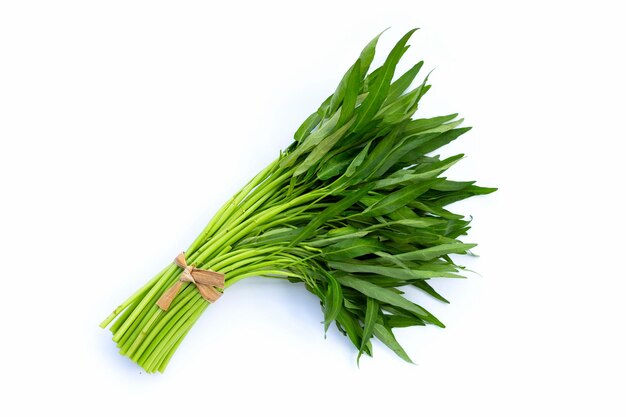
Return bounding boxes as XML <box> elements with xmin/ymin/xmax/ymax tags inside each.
<box><xmin>308</xmin><ymin>229</ymin><xmax>370</xmax><ymax>247</ymax></box>
<box><xmin>324</xmin><ymin>238</ymin><xmax>385</xmax><ymax>260</ymax></box>
<box><xmin>362</xmin><ymin>178</ymin><xmax>440</xmax><ymax>217</ymax></box>
<box><xmin>295</xmin><ymin>117</ymin><xmax>355</xmax><ymax>176</ymax></box>
<box><xmin>384</xmin><ymin>314</ymin><xmax>426</xmax><ymax>328</ymax></box>
<box><xmin>281</xmin><ymin>110</ymin><xmax>342</xmax><ymax>168</ymax></box>
<box><xmin>334</xmin><ymin>273</ymin><xmax>444</xmax><ymax>326</ymax></box>
<box><xmin>328</xmin><ymin>72</ymin><xmax>350</xmax><ymax>117</ymax></box>
<box><xmin>433</xmin><ymin>185</ymin><xmax>498</xmax><ymax>207</ymax></box>
<box><xmin>408</xmin><ymin>127</ymin><xmax>471</xmax><ymax>157</ymax></box>
<box><xmin>374</xmin><ymin>250</ymin><xmax>414</xmax><ymax>273</ymax></box>
<box><xmin>376</xmin><ymin>228</ymin><xmax>451</xmax><ymax>246</ymax></box>
<box><xmin>377</xmin><ymin>70</ymin><xmax>431</xmax><ymax>126</ymax></box>
<box><xmin>372</xmin><ymin>154</ymin><xmax>464</xmax><ymax>189</ymax></box>
<box><xmin>387</xmin><ymin>61</ymin><xmax>424</xmax><ymax>102</ymax></box>
<box><xmin>414</xmin><ymin>153</ymin><xmax>464</xmax><ymax>175</ymax></box>
<box><xmin>412</xmin><ymin>201</ymin><xmax>464</xmax><ymax>220</ymax></box>
<box><xmin>317</xmin><ymin>149</ymin><xmax>358</xmax><ymax>180</ymax></box>
<box><xmin>367</xmin><ymin>134</ymin><xmax>440</xmax><ymax>179</ymax></box>
<box><xmin>373</xmin><ymin>323</ymin><xmax>414</xmax><ymax>363</ymax></box>
<box><xmin>346</xmin><ymin>126</ymin><xmax>403</xmax><ymax>184</ymax></box>
<box><xmin>290</xmin><ymin>185</ymin><xmax>373</xmax><ymax>246</ymax></box>
<box><xmin>323</xmin><ymin>272</ymin><xmax>343</xmax><ymax>333</ymax></box>
<box><xmin>353</xmin><ymin>29</ymin><xmax>418</xmax><ymax>132</ymax></box>
<box><xmin>431</xmin><ymin>180</ymin><xmax>476</xmax><ymax>192</ymax></box>
<box><xmin>396</xmin><ymin>243</ymin><xmax>477</xmax><ymax>261</ymax></box>
<box><xmin>413</xmin><ymin>280</ymin><xmax>449</xmax><ymax>303</ymax></box>
<box><xmin>344</xmin><ymin>142</ymin><xmax>371</xmax><ymax>178</ymax></box>
<box><xmin>358</xmin><ymin>297</ymin><xmax>378</xmax><ymax>363</ymax></box>
<box><xmin>337</xmin><ymin>60</ymin><xmax>361</xmax><ymax>127</ymax></box>
<box><xmin>330</xmin><ymin>261</ymin><xmax>462</xmax><ymax>280</ymax></box>
<box><xmin>417</xmin><ymin>118</ymin><xmax>464</xmax><ymax>135</ymax></box>
<box><xmin>377</xmin><ymin>87</ymin><xmax>420</xmax><ymax>125</ymax></box>
<box><xmin>388</xmin><ymin>217</ymin><xmax>445</xmax><ymax>228</ymax></box>
<box><xmin>335</xmin><ymin>307</ymin><xmax>365</xmax><ymax>352</ymax></box>
<box><xmin>294</xmin><ymin>111</ymin><xmax>322</xmax><ymax>142</ymax></box>
<box><xmin>358</xmin><ymin>29</ymin><xmax>387</xmax><ymax>76</ymax></box>
<box><xmin>363</xmin><ymin>66</ymin><xmax>381</xmax><ymax>93</ymax></box>
<box><xmin>405</xmin><ymin>114</ymin><xmax>459</xmax><ymax>135</ymax></box>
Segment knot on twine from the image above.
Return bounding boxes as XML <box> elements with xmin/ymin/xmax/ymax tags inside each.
<box><xmin>156</xmin><ymin>252</ymin><xmax>225</xmax><ymax>311</ymax></box>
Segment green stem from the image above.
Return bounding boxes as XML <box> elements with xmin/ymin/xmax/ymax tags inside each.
<box><xmin>187</xmin><ymin>157</ymin><xmax>280</xmax><ymax>253</ymax></box>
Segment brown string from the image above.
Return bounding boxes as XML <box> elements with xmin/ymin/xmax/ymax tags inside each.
<box><xmin>156</xmin><ymin>252</ymin><xmax>225</xmax><ymax>311</ymax></box>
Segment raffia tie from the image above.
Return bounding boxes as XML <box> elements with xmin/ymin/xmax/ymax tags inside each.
<box><xmin>156</xmin><ymin>252</ymin><xmax>225</xmax><ymax>311</ymax></box>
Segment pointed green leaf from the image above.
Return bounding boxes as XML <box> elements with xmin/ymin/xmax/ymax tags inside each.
<box><xmin>334</xmin><ymin>273</ymin><xmax>444</xmax><ymax>326</ymax></box>
<box><xmin>344</xmin><ymin>142</ymin><xmax>371</xmax><ymax>178</ymax></box>
<box><xmin>373</xmin><ymin>323</ymin><xmax>413</xmax><ymax>363</ymax></box>
<box><xmin>295</xmin><ymin>117</ymin><xmax>355</xmax><ymax>176</ymax></box>
<box><xmin>387</xmin><ymin>61</ymin><xmax>424</xmax><ymax>102</ymax></box>
<box><xmin>405</xmin><ymin>114</ymin><xmax>459</xmax><ymax>135</ymax></box>
<box><xmin>380</xmin><ymin>90</ymin><xmax>420</xmax><ymax>125</ymax></box>
<box><xmin>317</xmin><ymin>149</ymin><xmax>358</xmax><ymax>180</ymax></box>
<box><xmin>323</xmin><ymin>273</ymin><xmax>343</xmax><ymax>333</ymax></box>
<box><xmin>413</xmin><ymin>280</ymin><xmax>449</xmax><ymax>303</ymax></box>
<box><xmin>358</xmin><ymin>29</ymin><xmax>387</xmax><ymax>76</ymax></box>
<box><xmin>347</xmin><ymin>126</ymin><xmax>402</xmax><ymax>184</ymax></box>
<box><xmin>337</xmin><ymin>60</ymin><xmax>361</xmax><ymax>127</ymax></box>
<box><xmin>358</xmin><ymin>297</ymin><xmax>378</xmax><ymax>363</ymax></box>
<box><xmin>290</xmin><ymin>185</ymin><xmax>373</xmax><ymax>246</ymax></box>
<box><xmin>294</xmin><ymin>111</ymin><xmax>322</xmax><ymax>142</ymax></box>
<box><xmin>330</xmin><ymin>260</ymin><xmax>462</xmax><ymax>279</ymax></box>
<box><xmin>353</xmin><ymin>29</ymin><xmax>418</xmax><ymax>132</ymax></box>
<box><xmin>396</xmin><ymin>243</ymin><xmax>477</xmax><ymax>261</ymax></box>
<box><xmin>373</xmin><ymin>155</ymin><xmax>464</xmax><ymax>189</ymax></box>
<box><xmin>324</xmin><ymin>238</ymin><xmax>385</xmax><ymax>260</ymax></box>
<box><xmin>384</xmin><ymin>314</ymin><xmax>426</xmax><ymax>328</ymax></box>
<box><xmin>431</xmin><ymin>180</ymin><xmax>475</xmax><ymax>192</ymax></box>
<box><xmin>281</xmin><ymin>110</ymin><xmax>341</xmax><ymax>169</ymax></box>
<box><xmin>408</xmin><ymin>127</ymin><xmax>471</xmax><ymax>157</ymax></box>
<box><xmin>411</xmin><ymin>201</ymin><xmax>464</xmax><ymax>220</ymax></box>
<box><xmin>335</xmin><ymin>307</ymin><xmax>364</xmax><ymax>351</ymax></box>
<box><xmin>362</xmin><ymin>178</ymin><xmax>440</xmax><ymax>217</ymax></box>
<box><xmin>308</xmin><ymin>230</ymin><xmax>370</xmax><ymax>247</ymax></box>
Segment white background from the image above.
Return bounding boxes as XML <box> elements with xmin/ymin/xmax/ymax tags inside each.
<box><xmin>1</xmin><ymin>1</ymin><xmax>624</xmax><ymax>416</ymax></box>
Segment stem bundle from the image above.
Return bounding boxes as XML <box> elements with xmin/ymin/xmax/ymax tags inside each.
<box><xmin>100</xmin><ymin>29</ymin><xmax>495</xmax><ymax>372</ymax></box>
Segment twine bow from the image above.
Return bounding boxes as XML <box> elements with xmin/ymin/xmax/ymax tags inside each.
<box><xmin>156</xmin><ymin>252</ymin><xmax>225</xmax><ymax>311</ymax></box>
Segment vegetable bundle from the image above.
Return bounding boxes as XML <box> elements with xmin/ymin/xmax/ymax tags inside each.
<box><xmin>100</xmin><ymin>29</ymin><xmax>495</xmax><ymax>373</ymax></box>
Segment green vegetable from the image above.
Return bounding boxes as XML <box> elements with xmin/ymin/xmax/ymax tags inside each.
<box><xmin>100</xmin><ymin>29</ymin><xmax>496</xmax><ymax>373</ymax></box>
